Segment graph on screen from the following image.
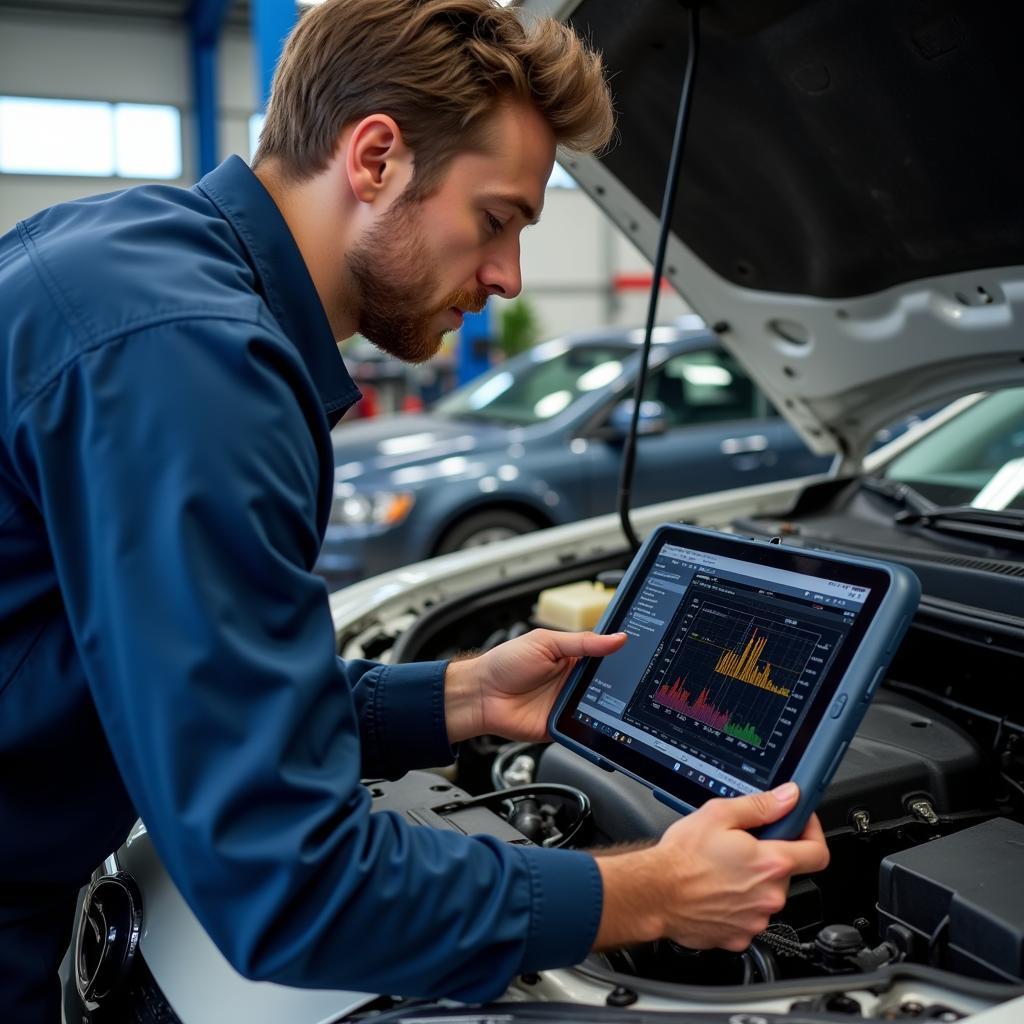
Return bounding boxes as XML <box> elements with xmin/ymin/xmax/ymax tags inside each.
<box><xmin>651</xmin><ymin>677</ymin><xmax>767</xmax><ymax>745</ymax></box>
<box><xmin>639</xmin><ymin>600</ymin><xmax>830</xmax><ymax>750</ymax></box>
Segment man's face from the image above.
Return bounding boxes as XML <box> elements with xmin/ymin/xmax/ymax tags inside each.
<box><xmin>347</xmin><ymin>101</ymin><xmax>555</xmax><ymax>364</ymax></box>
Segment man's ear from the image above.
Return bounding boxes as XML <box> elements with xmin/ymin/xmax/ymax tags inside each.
<box><xmin>344</xmin><ymin>114</ymin><xmax>412</xmax><ymax>205</ymax></box>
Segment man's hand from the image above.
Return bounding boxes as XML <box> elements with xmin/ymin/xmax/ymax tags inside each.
<box><xmin>595</xmin><ymin>783</ymin><xmax>830</xmax><ymax>952</ymax></box>
<box><xmin>443</xmin><ymin>628</ymin><xmax>627</xmax><ymax>745</ymax></box>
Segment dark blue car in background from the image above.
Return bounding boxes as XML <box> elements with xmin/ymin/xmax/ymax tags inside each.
<box><xmin>316</xmin><ymin>324</ymin><xmax>834</xmax><ymax>587</ymax></box>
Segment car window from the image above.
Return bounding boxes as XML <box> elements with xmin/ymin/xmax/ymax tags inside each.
<box><xmin>435</xmin><ymin>343</ymin><xmax>633</xmax><ymax>425</ymax></box>
<box><xmin>642</xmin><ymin>349</ymin><xmax>766</xmax><ymax>427</ymax></box>
<box><xmin>883</xmin><ymin>387</ymin><xmax>1024</xmax><ymax>509</ymax></box>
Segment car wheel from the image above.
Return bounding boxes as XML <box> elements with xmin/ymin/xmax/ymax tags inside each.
<box><xmin>436</xmin><ymin>510</ymin><xmax>539</xmax><ymax>554</ymax></box>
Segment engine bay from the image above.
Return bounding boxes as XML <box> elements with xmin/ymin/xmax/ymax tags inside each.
<box><xmin>368</xmin><ymin>545</ymin><xmax>1024</xmax><ymax>1015</ymax></box>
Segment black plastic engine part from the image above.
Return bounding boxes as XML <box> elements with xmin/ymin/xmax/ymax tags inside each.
<box><xmin>808</xmin><ymin>923</ymin><xmax>902</xmax><ymax>975</ymax></box>
<box><xmin>365</xmin><ymin>773</ymin><xmax>593</xmax><ymax>849</ymax></box>
<box><xmin>814</xmin><ymin>924</ymin><xmax>863</xmax><ymax>971</ymax></box>
<box><xmin>878</xmin><ymin>817</ymin><xmax>1024</xmax><ymax>983</ymax></box>
<box><xmin>536</xmin><ymin>692</ymin><xmax>985</xmax><ymax>840</ymax></box>
<box><xmin>364</xmin><ymin>772</ymin><xmax>531</xmax><ymax>845</ymax></box>
<box><xmin>822</xmin><ymin>693</ymin><xmax>984</xmax><ymax>830</ymax></box>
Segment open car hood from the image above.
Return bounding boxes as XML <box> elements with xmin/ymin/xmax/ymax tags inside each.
<box><xmin>521</xmin><ymin>0</ymin><xmax>1024</xmax><ymax>463</ymax></box>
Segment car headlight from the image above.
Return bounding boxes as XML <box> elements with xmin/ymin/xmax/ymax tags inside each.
<box><xmin>329</xmin><ymin>487</ymin><xmax>415</xmax><ymax>527</ymax></box>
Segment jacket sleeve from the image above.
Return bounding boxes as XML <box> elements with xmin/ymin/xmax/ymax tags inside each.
<box><xmin>341</xmin><ymin>657</ymin><xmax>458</xmax><ymax>780</ymax></box>
<box><xmin>11</xmin><ymin>318</ymin><xmax>602</xmax><ymax>1001</ymax></box>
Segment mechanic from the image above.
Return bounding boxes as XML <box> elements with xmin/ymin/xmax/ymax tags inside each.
<box><xmin>0</xmin><ymin>0</ymin><xmax>829</xmax><ymax>1018</ymax></box>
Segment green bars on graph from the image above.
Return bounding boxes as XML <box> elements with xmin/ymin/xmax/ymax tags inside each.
<box><xmin>723</xmin><ymin>720</ymin><xmax>763</xmax><ymax>746</ymax></box>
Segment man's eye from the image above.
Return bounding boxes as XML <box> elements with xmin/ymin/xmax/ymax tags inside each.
<box><xmin>485</xmin><ymin>213</ymin><xmax>503</xmax><ymax>236</ymax></box>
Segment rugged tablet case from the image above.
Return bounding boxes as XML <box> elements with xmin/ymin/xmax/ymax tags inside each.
<box><xmin>549</xmin><ymin>523</ymin><xmax>921</xmax><ymax>840</ymax></box>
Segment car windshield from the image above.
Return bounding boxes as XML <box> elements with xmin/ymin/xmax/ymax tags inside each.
<box><xmin>435</xmin><ymin>341</ymin><xmax>634</xmax><ymax>426</ymax></box>
<box><xmin>881</xmin><ymin>387</ymin><xmax>1024</xmax><ymax>511</ymax></box>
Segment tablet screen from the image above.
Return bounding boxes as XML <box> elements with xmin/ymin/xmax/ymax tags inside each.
<box><xmin>554</xmin><ymin>530</ymin><xmax>889</xmax><ymax>809</ymax></box>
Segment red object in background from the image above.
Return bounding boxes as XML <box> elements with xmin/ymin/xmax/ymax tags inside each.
<box><xmin>356</xmin><ymin>384</ymin><xmax>379</xmax><ymax>418</ymax></box>
<box><xmin>613</xmin><ymin>273</ymin><xmax>672</xmax><ymax>292</ymax></box>
<box><xmin>401</xmin><ymin>394</ymin><xmax>425</xmax><ymax>413</ymax></box>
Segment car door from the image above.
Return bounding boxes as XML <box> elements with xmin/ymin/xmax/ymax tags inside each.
<box><xmin>582</xmin><ymin>346</ymin><xmax>829</xmax><ymax>512</ymax></box>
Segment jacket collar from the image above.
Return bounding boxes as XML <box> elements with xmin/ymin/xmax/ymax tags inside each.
<box><xmin>196</xmin><ymin>155</ymin><xmax>360</xmax><ymax>428</ymax></box>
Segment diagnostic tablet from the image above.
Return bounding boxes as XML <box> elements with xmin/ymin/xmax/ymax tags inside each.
<box><xmin>549</xmin><ymin>524</ymin><xmax>920</xmax><ymax>839</ymax></box>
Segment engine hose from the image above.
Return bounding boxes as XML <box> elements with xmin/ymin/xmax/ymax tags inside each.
<box><xmin>746</xmin><ymin>939</ymin><xmax>780</xmax><ymax>982</ymax></box>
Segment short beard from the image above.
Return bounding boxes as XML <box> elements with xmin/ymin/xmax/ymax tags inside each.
<box><xmin>347</xmin><ymin>197</ymin><xmax>487</xmax><ymax>365</ymax></box>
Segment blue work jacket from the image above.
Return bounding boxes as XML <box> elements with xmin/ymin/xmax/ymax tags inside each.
<box><xmin>0</xmin><ymin>156</ymin><xmax>601</xmax><ymax>1020</ymax></box>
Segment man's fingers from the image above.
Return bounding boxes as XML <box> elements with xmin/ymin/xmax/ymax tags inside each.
<box><xmin>787</xmin><ymin>815</ymin><xmax>831</xmax><ymax>873</ymax></box>
<box><xmin>708</xmin><ymin>782</ymin><xmax>799</xmax><ymax>830</ymax></box>
<box><xmin>541</xmin><ymin>630</ymin><xmax>628</xmax><ymax>660</ymax></box>
<box><xmin>757</xmin><ymin>816</ymin><xmax>830</xmax><ymax>876</ymax></box>
<box><xmin>761</xmin><ymin>831</ymin><xmax>831</xmax><ymax>875</ymax></box>
<box><xmin>798</xmin><ymin>813</ymin><xmax>826</xmax><ymax>847</ymax></box>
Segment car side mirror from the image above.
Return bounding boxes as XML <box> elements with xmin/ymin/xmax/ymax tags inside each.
<box><xmin>607</xmin><ymin>399</ymin><xmax>669</xmax><ymax>440</ymax></box>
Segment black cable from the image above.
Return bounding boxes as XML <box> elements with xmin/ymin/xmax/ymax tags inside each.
<box><xmin>617</xmin><ymin>4</ymin><xmax>701</xmax><ymax>551</ymax></box>
<box><xmin>926</xmin><ymin>914</ymin><xmax>951</xmax><ymax>968</ymax></box>
<box><xmin>430</xmin><ymin>783</ymin><xmax>592</xmax><ymax>848</ymax></box>
<box><xmin>490</xmin><ymin>740</ymin><xmax>543</xmax><ymax>790</ymax></box>
<box><xmin>757</xmin><ymin>926</ymin><xmax>813</xmax><ymax>961</ymax></box>
<box><xmin>1001</xmin><ymin>771</ymin><xmax>1024</xmax><ymax>804</ymax></box>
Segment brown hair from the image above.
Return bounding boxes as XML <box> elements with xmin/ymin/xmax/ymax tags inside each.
<box><xmin>253</xmin><ymin>0</ymin><xmax>614</xmax><ymax>194</ymax></box>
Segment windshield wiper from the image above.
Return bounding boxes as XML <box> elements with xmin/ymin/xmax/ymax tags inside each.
<box><xmin>891</xmin><ymin>496</ymin><xmax>1024</xmax><ymax>553</ymax></box>
<box><xmin>861</xmin><ymin>477</ymin><xmax>1024</xmax><ymax>544</ymax></box>
<box><xmin>893</xmin><ymin>505</ymin><xmax>1024</xmax><ymax>531</ymax></box>
<box><xmin>858</xmin><ymin>476</ymin><xmax>937</xmax><ymax>517</ymax></box>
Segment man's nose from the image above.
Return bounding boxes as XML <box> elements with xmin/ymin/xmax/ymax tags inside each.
<box><xmin>479</xmin><ymin>244</ymin><xmax>523</xmax><ymax>300</ymax></box>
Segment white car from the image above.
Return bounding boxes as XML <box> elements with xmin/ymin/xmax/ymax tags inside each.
<box><xmin>67</xmin><ymin>0</ymin><xmax>1024</xmax><ymax>1021</ymax></box>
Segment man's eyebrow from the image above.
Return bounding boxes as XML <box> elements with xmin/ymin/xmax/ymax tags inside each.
<box><xmin>483</xmin><ymin>193</ymin><xmax>540</xmax><ymax>225</ymax></box>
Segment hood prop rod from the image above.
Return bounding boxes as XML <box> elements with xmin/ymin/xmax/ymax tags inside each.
<box><xmin>617</xmin><ymin>2</ymin><xmax>702</xmax><ymax>551</ymax></box>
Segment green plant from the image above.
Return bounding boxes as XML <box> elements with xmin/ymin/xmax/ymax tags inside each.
<box><xmin>498</xmin><ymin>297</ymin><xmax>541</xmax><ymax>359</ymax></box>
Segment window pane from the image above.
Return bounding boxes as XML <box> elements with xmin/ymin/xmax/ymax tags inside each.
<box><xmin>249</xmin><ymin>112</ymin><xmax>265</xmax><ymax>161</ymax></box>
<box><xmin>114</xmin><ymin>104</ymin><xmax>181</xmax><ymax>179</ymax></box>
<box><xmin>435</xmin><ymin>343</ymin><xmax>633</xmax><ymax>426</ymax></box>
<box><xmin>0</xmin><ymin>97</ymin><xmax>114</xmax><ymax>176</ymax></box>
<box><xmin>884</xmin><ymin>388</ymin><xmax>1024</xmax><ymax>509</ymax></box>
<box><xmin>645</xmin><ymin>350</ymin><xmax>757</xmax><ymax>426</ymax></box>
<box><xmin>547</xmin><ymin>162</ymin><xmax>578</xmax><ymax>189</ymax></box>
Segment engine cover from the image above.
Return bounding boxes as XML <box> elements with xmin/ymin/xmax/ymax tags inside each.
<box><xmin>879</xmin><ymin>817</ymin><xmax>1024</xmax><ymax>982</ymax></box>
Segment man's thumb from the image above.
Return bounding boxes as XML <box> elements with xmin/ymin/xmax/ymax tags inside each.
<box><xmin>716</xmin><ymin>782</ymin><xmax>799</xmax><ymax>829</ymax></box>
<box><xmin>547</xmin><ymin>630</ymin><xmax>628</xmax><ymax>660</ymax></box>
